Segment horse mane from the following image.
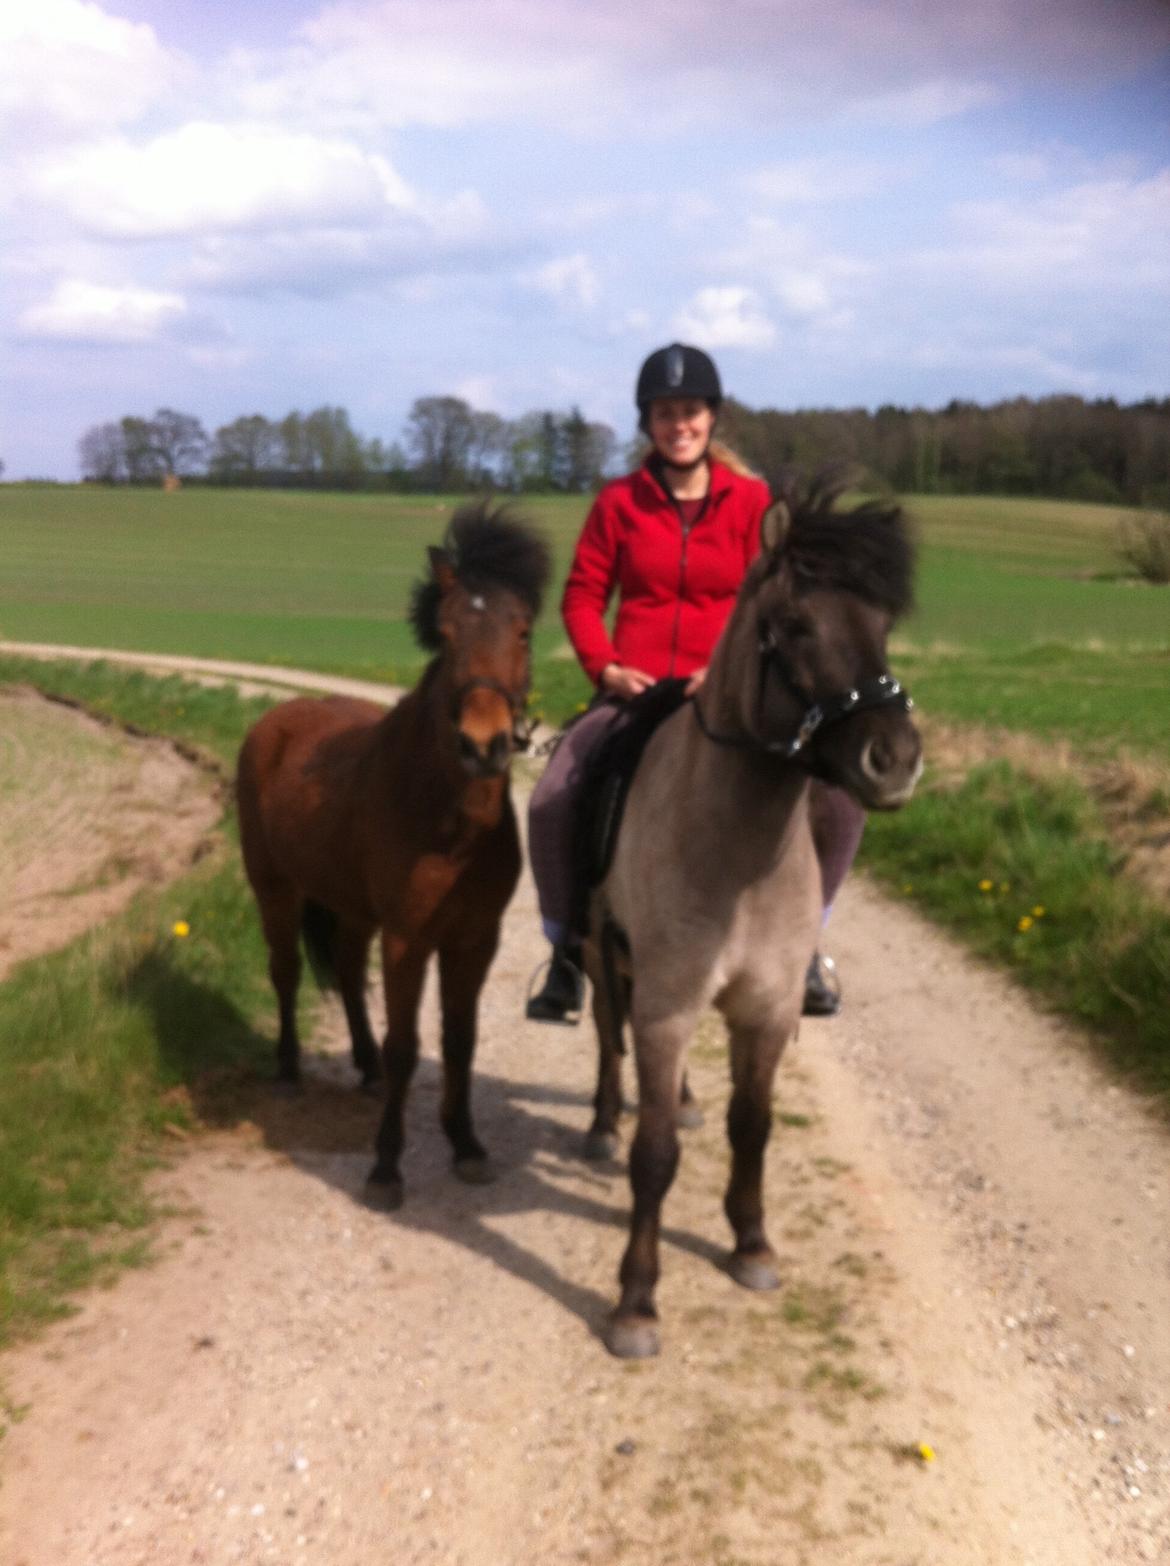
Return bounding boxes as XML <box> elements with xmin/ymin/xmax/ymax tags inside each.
<box><xmin>774</xmin><ymin>467</ymin><xmax>915</xmax><ymax>617</ymax></box>
<box><xmin>409</xmin><ymin>500</ymin><xmax>551</xmax><ymax>650</ymax></box>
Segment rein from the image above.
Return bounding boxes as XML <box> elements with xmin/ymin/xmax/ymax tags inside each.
<box><xmin>692</xmin><ymin>627</ymin><xmax>913</xmax><ymax>762</ymax></box>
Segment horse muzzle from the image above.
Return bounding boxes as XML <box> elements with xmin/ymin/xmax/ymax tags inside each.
<box><xmin>457</xmin><ymin>729</ymin><xmax>512</xmax><ymax>778</ymax></box>
<box><xmin>854</xmin><ymin>723</ymin><xmax>923</xmax><ymax>809</ymax></box>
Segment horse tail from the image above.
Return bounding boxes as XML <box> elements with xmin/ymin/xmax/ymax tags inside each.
<box><xmin>301</xmin><ymin>900</ymin><xmax>339</xmax><ymax>991</ymax></box>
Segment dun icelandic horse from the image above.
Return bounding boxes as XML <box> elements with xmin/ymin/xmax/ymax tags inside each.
<box><xmin>583</xmin><ymin>473</ymin><xmax>922</xmax><ymax>1357</ymax></box>
<box><xmin>236</xmin><ymin>503</ymin><xmax>550</xmax><ymax>1208</ymax></box>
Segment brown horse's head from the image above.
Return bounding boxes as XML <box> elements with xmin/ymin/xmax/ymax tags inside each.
<box><xmin>411</xmin><ymin>502</ymin><xmax>551</xmax><ymax>779</ymax></box>
<box><xmin>724</xmin><ymin>471</ymin><xmax>921</xmax><ymax>810</ymax></box>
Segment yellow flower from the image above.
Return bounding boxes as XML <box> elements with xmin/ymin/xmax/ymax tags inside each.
<box><xmin>917</xmin><ymin>1442</ymin><xmax>937</xmax><ymax>1464</ymax></box>
<box><xmin>1032</xmin><ymin>905</ymin><xmax>1046</xmax><ymax>918</ymax></box>
<box><xmin>172</xmin><ymin>920</ymin><xmax>190</xmax><ymax>938</ymax></box>
<box><xmin>902</xmin><ymin>883</ymin><xmax>914</xmax><ymax>894</ymax></box>
<box><xmin>1017</xmin><ymin>915</ymin><xmax>1033</xmax><ymax>932</ymax></box>
<box><xmin>978</xmin><ymin>879</ymin><xmax>994</xmax><ymax>892</ymax></box>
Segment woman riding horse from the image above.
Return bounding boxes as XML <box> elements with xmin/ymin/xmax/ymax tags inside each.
<box><xmin>526</xmin><ymin>343</ymin><xmax>865</xmax><ymax>1023</ymax></box>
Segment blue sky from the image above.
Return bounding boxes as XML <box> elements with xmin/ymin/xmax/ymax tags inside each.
<box><xmin>2</xmin><ymin>0</ymin><xmax>1169</xmax><ymax>480</ymax></box>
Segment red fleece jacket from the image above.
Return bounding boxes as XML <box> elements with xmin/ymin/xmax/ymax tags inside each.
<box><xmin>561</xmin><ymin>458</ymin><xmax>771</xmax><ymax>684</ymax></box>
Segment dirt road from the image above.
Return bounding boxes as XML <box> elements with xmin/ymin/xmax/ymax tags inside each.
<box><xmin>1</xmin><ymin>667</ymin><xmax>1167</xmax><ymax>1565</ymax></box>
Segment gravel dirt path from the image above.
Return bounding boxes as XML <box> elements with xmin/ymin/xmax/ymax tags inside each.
<box><xmin>1</xmin><ymin>661</ymin><xmax>1167</xmax><ymax>1565</ymax></box>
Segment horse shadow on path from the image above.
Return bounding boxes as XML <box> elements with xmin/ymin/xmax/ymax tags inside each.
<box><xmin>132</xmin><ymin>959</ymin><xmax>726</xmax><ymax>1342</ymax></box>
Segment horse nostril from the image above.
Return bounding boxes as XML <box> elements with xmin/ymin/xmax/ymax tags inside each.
<box><xmin>488</xmin><ymin>732</ymin><xmax>511</xmax><ymax>772</ymax></box>
<box><xmin>862</xmin><ymin>736</ymin><xmax>894</xmax><ymax>777</ymax></box>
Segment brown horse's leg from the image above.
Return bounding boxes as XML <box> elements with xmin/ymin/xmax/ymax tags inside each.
<box><xmin>366</xmin><ymin>941</ymin><xmax>429</xmax><ymax>1209</ymax></box>
<box><xmin>257</xmin><ymin>888</ymin><xmax>304</xmax><ymax>1084</ymax></box>
<box><xmin>436</xmin><ymin>936</ymin><xmax>498</xmax><ymax>1182</ymax></box>
<box><xmin>723</xmin><ymin>1021</ymin><xmax>789</xmax><ymax>1291</ymax></box>
<box><xmin>607</xmin><ymin>1020</ymin><xmax>688</xmax><ymax>1360</ymax></box>
<box><xmin>333</xmin><ymin>923</ymin><xmax>381</xmax><ymax>1088</ymax></box>
<box><xmin>582</xmin><ymin>944</ymin><xmax>623</xmax><ymax>1161</ymax></box>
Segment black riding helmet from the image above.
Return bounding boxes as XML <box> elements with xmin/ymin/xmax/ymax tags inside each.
<box><xmin>635</xmin><ymin>343</ymin><xmax>722</xmax><ymax>432</ymax></box>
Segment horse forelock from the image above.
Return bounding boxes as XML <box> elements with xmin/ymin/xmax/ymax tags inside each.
<box><xmin>770</xmin><ymin>468</ymin><xmax>915</xmax><ymax>618</ymax></box>
<box><xmin>409</xmin><ymin>500</ymin><xmax>551</xmax><ymax>651</ymax></box>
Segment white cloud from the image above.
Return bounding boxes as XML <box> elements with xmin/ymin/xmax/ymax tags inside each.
<box><xmin>18</xmin><ymin>279</ymin><xmax>188</xmax><ymax>344</ymax></box>
<box><xmin>34</xmin><ymin>122</ymin><xmax>417</xmax><ymax>240</ymax></box>
<box><xmin>745</xmin><ymin>157</ymin><xmax>904</xmax><ymax>205</ymax></box>
<box><xmin>925</xmin><ymin>171</ymin><xmax>1170</xmax><ymax>289</ymax></box>
<box><xmin>0</xmin><ymin>0</ymin><xmax>185</xmax><ymax>134</ymax></box>
<box><xmin>524</xmin><ymin>253</ymin><xmax>600</xmax><ymax>310</ymax></box>
<box><xmin>846</xmin><ymin>77</ymin><xmax>1000</xmax><ymax>129</ymax></box>
<box><xmin>674</xmin><ymin>287</ymin><xmax>775</xmax><ymax>350</ymax></box>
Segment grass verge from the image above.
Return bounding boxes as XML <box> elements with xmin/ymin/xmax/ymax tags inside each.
<box><xmin>860</xmin><ymin>759</ymin><xmax>1170</xmax><ymax>1098</ymax></box>
<box><xmin>0</xmin><ymin>661</ymin><xmax>279</xmax><ymax>1346</ymax></box>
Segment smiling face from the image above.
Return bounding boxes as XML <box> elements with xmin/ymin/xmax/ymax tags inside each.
<box><xmin>646</xmin><ymin>396</ymin><xmax>716</xmax><ymax>469</ymax></box>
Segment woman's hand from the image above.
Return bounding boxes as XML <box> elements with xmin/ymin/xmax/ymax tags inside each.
<box><xmin>684</xmin><ymin>665</ymin><xmax>708</xmax><ymax>697</ymax></box>
<box><xmin>600</xmin><ymin>663</ymin><xmax>656</xmax><ymax>701</ymax></box>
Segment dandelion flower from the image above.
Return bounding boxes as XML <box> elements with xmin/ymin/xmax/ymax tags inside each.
<box><xmin>902</xmin><ymin>883</ymin><xmax>914</xmax><ymax>894</ymax></box>
<box><xmin>1032</xmin><ymin>905</ymin><xmax>1046</xmax><ymax>918</ymax></box>
<box><xmin>1017</xmin><ymin>915</ymin><xmax>1033</xmax><ymax>932</ymax></box>
<box><xmin>978</xmin><ymin>879</ymin><xmax>994</xmax><ymax>893</ymax></box>
<box><xmin>917</xmin><ymin>1442</ymin><xmax>937</xmax><ymax>1464</ymax></box>
<box><xmin>172</xmin><ymin>920</ymin><xmax>190</xmax><ymax>938</ymax></box>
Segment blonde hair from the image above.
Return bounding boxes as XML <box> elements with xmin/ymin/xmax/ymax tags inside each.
<box><xmin>635</xmin><ymin>438</ymin><xmax>762</xmax><ymax>481</ymax></box>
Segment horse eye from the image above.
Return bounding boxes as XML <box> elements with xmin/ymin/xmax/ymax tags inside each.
<box><xmin>518</xmin><ymin>627</ymin><xmax>531</xmax><ymax>645</ymax></box>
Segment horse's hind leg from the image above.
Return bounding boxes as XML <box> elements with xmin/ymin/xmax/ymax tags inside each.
<box><xmin>607</xmin><ymin>1017</ymin><xmax>688</xmax><ymax>1360</ymax></box>
<box><xmin>256</xmin><ymin>888</ymin><xmax>304</xmax><ymax>1085</ymax></box>
<box><xmin>583</xmin><ymin>942</ymin><xmax>623</xmax><ymax>1161</ymax></box>
<box><xmin>437</xmin><ymin>935</ymin><xmax>499</xmax><ymax>1183</ymax></box>
<box><xmin>333</xmin><ymin>924</ymin><xmax>381</xmax><ymax>1088</ymax></box>
<box><xmin>366</xmin><ymin>941</ymin><xmax>428</xmax><ymax>1209</ymax></box>
<box><xmin>723</xmin><ymin>1020</ymin><xmax>789</xmax><ymax>1291</ymax></box>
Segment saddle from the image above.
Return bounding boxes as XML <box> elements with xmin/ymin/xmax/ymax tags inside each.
<box><xmin>570</xmin><ymin>678</ymin><xmax>690</xmax><ymax>937</ymax></box>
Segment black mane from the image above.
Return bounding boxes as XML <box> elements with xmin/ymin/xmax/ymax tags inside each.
<box><xmin>775</xmin><ymin>468</ymin><xmax>915</xmax><ymax>617</ymax></box>
<box><xmin>409</xmin><ymin>500</ymin><xmax>552</xmax><ymax>650</ymax></box>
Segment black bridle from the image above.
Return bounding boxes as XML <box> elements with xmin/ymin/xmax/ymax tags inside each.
<box><xmin>692</xmin><ymin>623</ymin><xmax>913</xmax><ymax>762</ymax></box>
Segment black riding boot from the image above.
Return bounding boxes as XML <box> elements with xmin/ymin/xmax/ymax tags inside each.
<box><xmin>526</xmin><ymin>942</ymin><xmax>584</xmax><ymax>1024</ymax></box>
<box><xmin>802</xmin><ymin>952</ymin><xmax>841</xmax><ymax>1017</ymax></box>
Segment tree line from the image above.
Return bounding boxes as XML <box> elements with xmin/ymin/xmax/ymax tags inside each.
<box><xmin>718</xmin><ymin>394</ymin><xmax>1170</xmax><ymax>506</ymax></box>
<box><xmin>77</xmin><ymin>398</ymin><xmax>617</xmax><ymax>494</ymax></box>
<box><xmin>77</xmin><ymin>392</ymin><xmax>1170</xmax><ymax>504</ymax></box>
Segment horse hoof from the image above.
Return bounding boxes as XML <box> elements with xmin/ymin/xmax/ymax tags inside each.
<box><xmin>364</xmin><ymin>1174</ymin><xmax>404</xmax><ymax>1211</ymax></box>
<box><xmin>676</xmin><ymin>1102</ymin><xmax>704</xmax><ymax>1130</ymax></box>
<box><xmin>605</xmin><ymin>1314</ymin><xmax>661</xmax><ymax>1360</ymax></box>
<box><xmin>726</xmin><ymin>1251</ymin><xmax>781</xmax><ymax>1291</ymax></box>
<box><xmin>582</xmin><ymin>1130</ymin><xmax>620</xmax><ymax>1161</ymax></box>
<box><xmin>454</xmin><ymin>1156</ymin><xmax>496</xmax><ymax>1186</ymax></box>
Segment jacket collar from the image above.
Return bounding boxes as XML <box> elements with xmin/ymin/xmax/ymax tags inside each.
<box><xmin>637</xmin><ymin>454</ymin><xmax>736</xmax><ymax>510</ymax></box>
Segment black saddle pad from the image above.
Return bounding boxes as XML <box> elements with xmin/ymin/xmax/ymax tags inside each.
<box><xmin>571</xmin><ymin>678</ymin><xmax>690</xmax><ymax>934</ymax></box>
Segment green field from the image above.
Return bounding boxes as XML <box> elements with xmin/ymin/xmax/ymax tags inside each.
<box><xmin>1</xmin><ymin>485</ymin><xmax>1166</xmax><ymax>754</ymax></box>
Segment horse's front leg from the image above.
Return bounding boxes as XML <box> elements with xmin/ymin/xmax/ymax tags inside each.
<box><xmin>437</xmin><ymin>933</ymin><xmax>499</xmax><ymax>1183</ymax></box>
<box><xmin>723</xmin><ymin>1017</ymin><xmax>791</xmax><ymax>1291</ymax></box>
<box><xmin>606</xmin><ymin>1016</ymin><xmax>690</xmax><ymax>1359</ymax></box>
<box><xmin>366</xmin><ymin>938</ymin><xmax>428</xmax><ymax>1210</ymax></box>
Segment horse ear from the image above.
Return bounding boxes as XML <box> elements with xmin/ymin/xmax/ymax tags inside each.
<box><xmin>760</xmin><ymin>500</ymin><xmax>790</xmax><ymax>553</ymax></box>
<box><xmin>428</xmin><ymin>546</ymin><xmax>456</xmax><ymax>593</ymax></box>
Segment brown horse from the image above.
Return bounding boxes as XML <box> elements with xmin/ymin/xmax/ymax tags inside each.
<box><xmin>236</xmin><ymin>502</ymin><xmax>550</xmax><ymax>1207</ymax></box>
<box><xmin>582</xmin><ymin>473</ymin><xmax>922</xmax><ymax>1357</ymax></box>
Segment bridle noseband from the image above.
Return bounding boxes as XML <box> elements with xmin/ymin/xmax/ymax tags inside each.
<box><xmin>692</xmin><ymin>623</ymin><xmax>913</xmax><ymax>763</ymax></box>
